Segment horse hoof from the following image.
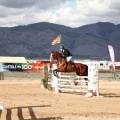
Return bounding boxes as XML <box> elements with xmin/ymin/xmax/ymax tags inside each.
<box><xmin>54</xmin><ymin>74</ymin><xmax>59</xmax><ymax>78</ymax></box>
<box><xmin>58</xmin><ymin>90</ymin><xmax>62</xmax><ymax>93</ymax></box>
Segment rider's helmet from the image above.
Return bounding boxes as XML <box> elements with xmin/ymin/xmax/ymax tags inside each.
<box><xmin>60</xmin><ymin>46</ymin><xmax>64</xmax><ymax>50</ymax></box>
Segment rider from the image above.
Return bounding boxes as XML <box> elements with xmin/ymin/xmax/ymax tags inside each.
<box><xmin>60</xmin><ymin>46</ymin><xmax>74</xmax><ymax>67</ymax></box>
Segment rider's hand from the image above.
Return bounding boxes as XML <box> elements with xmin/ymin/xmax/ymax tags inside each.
<box><xmin>62</xmin><ymin>56</ymin><xmax>65</xmax><ymax>58</ymax></box>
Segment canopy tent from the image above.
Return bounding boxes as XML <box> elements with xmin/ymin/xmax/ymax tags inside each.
<box><xmin>0</xmin><ymin>56</ymin><xmax>27</xmax><ymax>63</ymax></box>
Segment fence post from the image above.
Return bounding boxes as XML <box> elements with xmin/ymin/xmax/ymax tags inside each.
<box><xmin>43</xmin><ymin>63</ymin><xmax>48</xmax><ymax>87</ymax></box>
<box><xmin>0</xmin><ymin>72</ymin><xmax>4</xmax><ymax>80</ymax></box>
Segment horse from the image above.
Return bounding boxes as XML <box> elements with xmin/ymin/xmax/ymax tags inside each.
<box><xmin>50</xmin><ymin>51</ymin><xmax>88</xmax><ymax>79</ymax></box>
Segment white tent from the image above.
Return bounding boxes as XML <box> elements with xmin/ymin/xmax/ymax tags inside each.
<box><xmin>0</xmin><ymin>56</ymin><xmax>27</xmax><ymax>63</ymax></box>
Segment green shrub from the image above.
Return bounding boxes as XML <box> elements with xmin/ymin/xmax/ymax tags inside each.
<box><xmin>41</xmin><ymin>78</ymin><xmax>47</xmax><ymax>88</ymax></box>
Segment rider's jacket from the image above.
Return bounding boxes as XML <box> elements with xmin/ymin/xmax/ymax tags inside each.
<box><xmin>61</xmin><ymin>49</ymin><xmax>72</xmax><ymax>58</ymax></box>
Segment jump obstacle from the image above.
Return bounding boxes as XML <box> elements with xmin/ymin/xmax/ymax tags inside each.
<box><xmin>51</xmin><ymin>62</ymin><xmax>99</xmax><ymax>97</ymax></box>
<box><xmin>0</xmin><ymin>102</ymin><xmax>4</xmax><ymax>110</ymax></box>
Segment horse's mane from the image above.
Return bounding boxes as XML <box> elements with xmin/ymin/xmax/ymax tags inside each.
<box><xmin>51</xmin><ymin>50</ymin><xmax>60</xmax><ymax>54</ymax></box>
<box><xmin>51</xmin><ymin>51</ymin><xmax>62</xmax><ymax>57</ymax></box>
<box><xmin>51</xmin><ymin>50</ymin><xmax>64</xmax><ymax>61</ymax></box>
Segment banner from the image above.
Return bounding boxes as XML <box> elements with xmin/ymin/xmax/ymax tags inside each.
<box><xmin>51</xmin><ymin>34</ymin><xmax>61</xmax><ymax>45</ymax></box>
<box><xmin>108</xmin><ymin>45</ymin><xmax>115</xmax><ymax>71</ymax></box>
<box><xmin>0</xmin><ymin>62</ymin><xmax>44</xmax><ymax>72</ymax></box>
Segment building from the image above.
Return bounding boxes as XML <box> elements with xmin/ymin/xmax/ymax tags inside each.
<box><xmin>0</xmin><ymin>56</ymin><xmax>27</xmax><ymax>63</ymax></box>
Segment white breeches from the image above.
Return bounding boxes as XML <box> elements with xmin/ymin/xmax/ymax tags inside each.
<box><xmin>66</xmin><ymin>56</ymin><xmax>72</xmax><ymax>61</ymax></box>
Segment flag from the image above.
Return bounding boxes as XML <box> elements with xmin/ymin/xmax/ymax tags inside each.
<box><xmin>51</xmin><ymin>35</ymin><xmax>61</xmax><ymax>45</ymax></box>
<box><xmin>108</xmin><ymin>45</ymin><xmax>115</xmax><ymax>71</ymax></box>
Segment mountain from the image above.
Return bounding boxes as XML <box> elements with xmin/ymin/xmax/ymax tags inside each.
<box><xmin>0</xmin><ymin>22</ymin><xmax>120</xmax><ymax>61</ymax></box>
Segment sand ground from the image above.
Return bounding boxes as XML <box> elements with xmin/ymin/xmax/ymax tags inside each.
<box><xmin>0</xmin><ymin>79</ymin><xmax>120</xmax><ymax>120</ymax></box>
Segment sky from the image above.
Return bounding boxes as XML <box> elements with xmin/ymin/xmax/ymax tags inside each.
<box><xmin>0</xmin><ymin>0</ymin><xmax>120</xmax><ymax>28</ymax></box>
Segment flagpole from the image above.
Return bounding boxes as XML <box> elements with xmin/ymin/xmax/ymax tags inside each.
<box><xmin>59</xmin><ymin>34</ymin><xmax>62</xmax><ymax>52</ymax></box>
<box><xmin>60</xmin><ymin>34</ymin><xmax>62</xmax><ymax>47</ymax></box>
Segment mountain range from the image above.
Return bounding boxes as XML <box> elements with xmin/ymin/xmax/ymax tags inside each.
<box><xmin>0</xmin><ymin>22</ymin><xmax>120</xmax><ymax>61</ymax></box>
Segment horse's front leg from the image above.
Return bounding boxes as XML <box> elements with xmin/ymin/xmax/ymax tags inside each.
<box><xmin>53</xmin><ymin>69</ymin><xmax>59</xmax><ymax>78</ymax></box>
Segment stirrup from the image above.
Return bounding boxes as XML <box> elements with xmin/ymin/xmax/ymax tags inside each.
<box><xmin>70</xmin><ymin>63</ymin><xmax>74</xmax><ymax>67</ymax></box>
<box><xmin>70</xmin><ymin>61</ymin><xmax>74</xmax><ymax>67</ymax></box>
<box><xmin>71</xmin><ymin>65</ymin><xmax>74</xmax><ymax>68</ymax></box>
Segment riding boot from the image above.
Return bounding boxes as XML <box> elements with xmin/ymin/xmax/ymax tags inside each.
<box><xmin>69</xmin><ymin>61</ymin><xmax>74</xmax><ymax>67</ymax></box>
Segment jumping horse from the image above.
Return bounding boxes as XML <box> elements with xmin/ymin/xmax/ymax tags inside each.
<box><xmin>50</xmin><ymin>51</ymin><xmax>88</xmax><ymax>79</ymax></box>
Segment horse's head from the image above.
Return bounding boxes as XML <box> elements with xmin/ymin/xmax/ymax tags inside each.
<box><xmin>50</xmin><ymin>51</ymin><xmax>62</xmax><ymax>62</ymax></box>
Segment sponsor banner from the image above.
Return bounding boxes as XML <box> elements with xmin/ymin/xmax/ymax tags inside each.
<box><xmin>108</xmin><ymin>45</ymin><xmax>115</xmax><ymax>71</ymax></box>
<box><xmin>0</xmin><ymin>62</ymin><xmax>45</xmax><ymax>72</ymax></box>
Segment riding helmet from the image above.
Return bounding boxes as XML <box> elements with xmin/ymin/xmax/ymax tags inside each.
<box><xmin>60</xmin><ymin>46</ymin><xmax>64</xmax><ymax>49</ymax></box>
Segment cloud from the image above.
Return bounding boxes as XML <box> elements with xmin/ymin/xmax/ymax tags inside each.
<box><xmin>51</xmin><ymin>0</ymin><xmax>120</xmax><ymax>27</ymax></box>
<box><xmin>0</xmin><ymin>0</ymin><xmax>69</xmax><ymax>9</ymax></box>
<box><xmin>108</xmin><ymin>0</ymin><xmax>120</xmax><ymax>10</ymax></box>
<box><xmin>0</xmin><ymin>0</ymin><xmax>37</xmax><ymax>8</ymax></box>
<box><xmin>0</xmin><ymin>0</ymin><xmax>120</xmax><ymax>27</ymax></box>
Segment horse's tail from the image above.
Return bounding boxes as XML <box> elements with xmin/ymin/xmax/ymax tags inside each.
<box><xmin>85</xmin><ymin>64</ymin><xmax>88</xmax><ymax>76</ymax></box>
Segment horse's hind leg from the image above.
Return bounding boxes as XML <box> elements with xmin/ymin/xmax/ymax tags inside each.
<box><xmin>76</xmin><ymin>71</ymin><xmax>81</xmax><ymax>76</ymax></box>
<box><xmin>76</xmin><ymin>71</ymin><xmax>88</xmax><ymax>86</ymax></box>
<box><xmin>84</xmin><ymin>78</ymin><xmax>88</xmax><ymax>86</ymax></box>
